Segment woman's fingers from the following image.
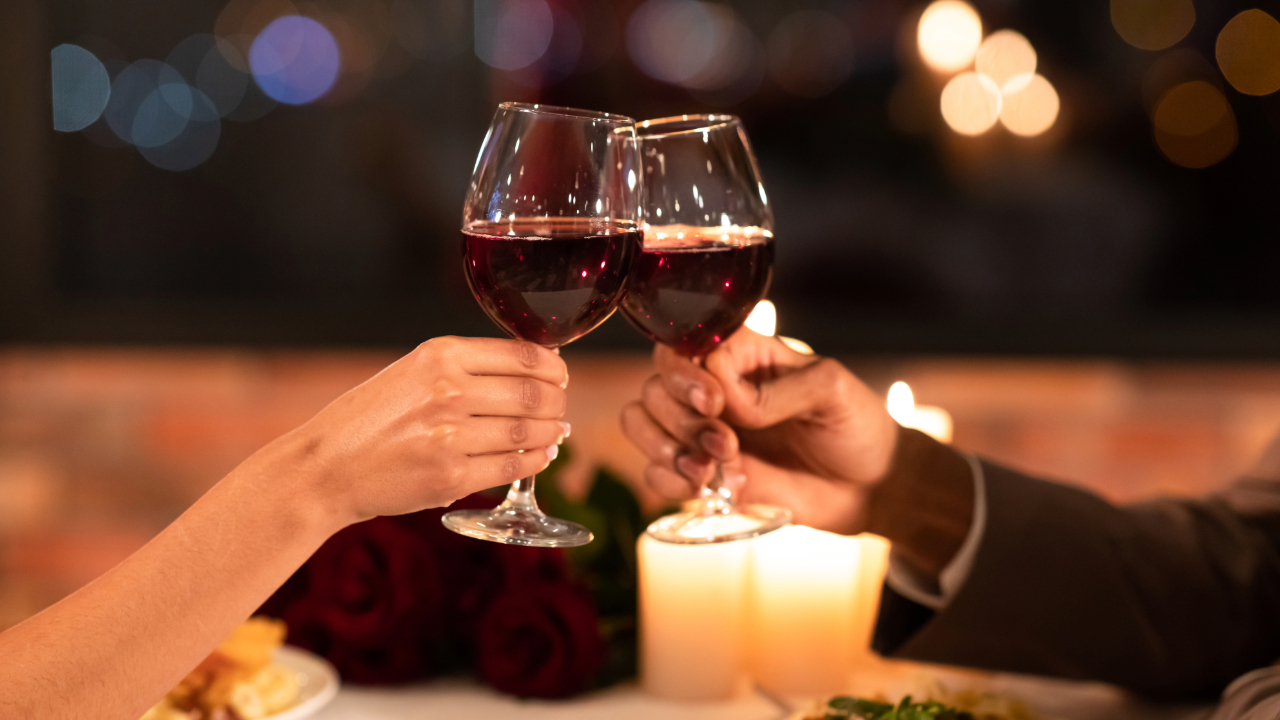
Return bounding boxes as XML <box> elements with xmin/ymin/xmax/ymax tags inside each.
<box><xmin>639</xmin><ymin>375</ymin><xmax>738</xmax><ymax>463</ymax></box>
<box><xmin>423</xmin><ymin>336</ymin><xmax>568</xmax><ymax>387</ymax></box>
<box><xmin>620</xmin><ymin>400</ymin><xmax>717</xmax><ymax>487</ymax></box>
<box><xmin>466</xmin><ymin>448</ymin><xmax>557</xmax><ymax>489</ymax></box>
<box><xmin>462</xmin><ymin>417</ymin><xmax>568</xmax><ymax>455</ymax></box>
<box><xmin>462</xmin><ymin>376</ymin><xmax>567</xmax><ymax>419</ymax></box>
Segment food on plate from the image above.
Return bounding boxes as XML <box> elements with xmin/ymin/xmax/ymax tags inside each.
<box><xmin>140</xmin><ymin>617</ymin><xmax>300</xmax><ymax>720</ymax></box>
<box><xmin>791</xmin><ymin>689</ymin><xmax>1042</xmax><ymax>720</ymax></box>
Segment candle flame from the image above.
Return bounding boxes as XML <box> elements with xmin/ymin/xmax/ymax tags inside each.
<box><xmin>744</xmin><ymin>300</ymin><xmax>777</xmax><ymax>337</ymax></box>
<box><xmin>886</xmin><ymin>381</ymin><xmax>916</xmax><ymax>424</ymax></box>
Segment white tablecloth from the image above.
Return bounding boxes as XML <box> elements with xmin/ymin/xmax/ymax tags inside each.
<box><xmin>310</xmin><ymin>660</ymin><xmax>1214</xmax><ymax>720</ymax></box>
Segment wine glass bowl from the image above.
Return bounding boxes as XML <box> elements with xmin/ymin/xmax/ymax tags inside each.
<box><xmin>444</xmin><ymin>103</ymin><xmax>642</xmax><ymax>548</ymax></box>
<box><xmin>622</xmin><ymin>114</ymin><xmax>791</xmax><ymax>545</ymax></box>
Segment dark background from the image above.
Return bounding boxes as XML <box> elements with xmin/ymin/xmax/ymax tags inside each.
<box><xmin>3</xmin><ymin>0</ymin><xmax>1280</xmax><ymax>356</ymax></box>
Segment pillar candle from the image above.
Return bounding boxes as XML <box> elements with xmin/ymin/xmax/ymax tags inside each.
<box><xmin>850</xmin><ymin>534</ymin><xmax>891</xmax><ymax>660</ymax></box>
<box><xmin>748</xmin><ymin>525</ymin><xmax>861</xmax><ymax>696</ymax></box>
<box><xmin>638</xmin><ymin>533</ymin><xmax>751</xmax><ymax>700</ymax></box>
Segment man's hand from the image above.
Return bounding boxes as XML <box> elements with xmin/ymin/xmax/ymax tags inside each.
<box><xmin>619</xmin><ymin>328</ymin><xmax>900</xmax><ymax>535</ymax></box>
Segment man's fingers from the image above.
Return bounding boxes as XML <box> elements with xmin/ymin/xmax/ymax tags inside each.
<box><xmin>427</xmin><ymin>336</ymin><xmax>568</xmax><ymax>387</ymax></box>
<box><xmin>639</xmin><ymin>375</ymin><xmax>739</xmax><ymax>462</ymax></box>
<box><xmin>714</xmin><ymin>355</ymin><xmax>849</xmax><ymax>429</ymax></box>
<box><xmin>653</xmin><ymin>344</ymin><xmax>723</xmax><ymax>417</ymax></box>
<box><xmin>620</xmin><ymin>401</ymin><xmax>717</xmax><ymax>485</ymax></box>
<box><xmin>644</xmin><ymin>464</ymin><xmax>698</xmax><ymax>500</ymax></box>
<box><xmin>462</xmin><ymin>376</ymin><xmax>567</xmax><ymax>419</ymax></box>
<box><xmin>462</xmin><ymin>417</ymin><xmax>568</xmax><ymax>455</ymax></box>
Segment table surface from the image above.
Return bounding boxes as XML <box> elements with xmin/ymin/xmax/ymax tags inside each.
<box><xmin>309</xmin><ymin>659</ymin><xmax>1214</xmax><ymax>720</ymax></box>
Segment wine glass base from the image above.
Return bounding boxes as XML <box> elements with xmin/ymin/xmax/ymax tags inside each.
<box><xmin>645</xmin><ymin>504</ymin><xmax>791</xmax><ymax>545</ymax></box>
<box><xmin>441</xmin><ymin>507</ymin><xmax>594</xmax><ymax>548</ymax></box>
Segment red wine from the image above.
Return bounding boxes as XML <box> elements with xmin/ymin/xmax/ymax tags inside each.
<box><xmin>622</xmin><ymin>226</ymin><xmax>774</xmax><ymax>357</ymax></box>
<box><xmin>463</xmin><ymin>219</ymin><xmax>641</xmax><ymax>347</ymax></box>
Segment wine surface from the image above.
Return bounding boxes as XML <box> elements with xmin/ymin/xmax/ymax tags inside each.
<box><xmin>622</xmin><ymin>226</ymin><xmax>774</xmax><ymax>357</ymax></box>
<box><xmin>463</xmin><ymin>219</ymin><xmax>641</xmax><ymax>347</ymax></box>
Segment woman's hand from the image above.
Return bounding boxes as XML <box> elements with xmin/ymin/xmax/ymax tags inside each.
<box><xmin>266</xmin><ymin>336</ymin><xmax>569</xmax><ymax>527</ymax></box>
<box><xmin>620</xmin><ymin>328</ymin><xmax>898</xmax><ymax>534</ymax></box>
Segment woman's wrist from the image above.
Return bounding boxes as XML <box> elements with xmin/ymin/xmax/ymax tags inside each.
<box><xmin>224</xmin><ymin>426</ymin><xmax>354</xmax><ymax>545</ymax></box>
<box><xmin>864</xmin><ymin>426</ymin><xmax>975</xmax><ymax>579</ymax></box>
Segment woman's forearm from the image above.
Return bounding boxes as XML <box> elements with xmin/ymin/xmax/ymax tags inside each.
<box><xmin>0</xmin><ymin>430</ymin><xmax>345</xmax><ymax>720</ymax></box>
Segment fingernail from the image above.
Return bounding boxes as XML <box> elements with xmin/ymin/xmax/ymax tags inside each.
<box><xmin>546</xmin><ymin>445</ymin><xmax>559</xmax><ymax>462</ymax></box>
<box><xmin>700</xmin><ymin>430</ymin><xmax>727</xmax><ymax>458</ymax></box>
<box><xmin>560</xmin><ymin>421</ymin><xmax>572</xmax><ymax>439</ymax></box>
<box><xmin>560</xmin><ymin>371</ymin><xmax>569</xmax><ymax>389</ymax></box>
<box><xmin>675</xmin><ymin>454</ymin><xmax>708</xmax><ymax>481</ymax></box>
<box><xmin>689</xmin><ymin>385</ymin><xmax>710</xmax><ymax>415</ymax></box>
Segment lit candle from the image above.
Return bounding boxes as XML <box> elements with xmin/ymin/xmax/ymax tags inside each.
<box><xmin>638</xmin><ymin>533</ymin><xmax>751</xmax><ymax>700</ymax></box>
<box><xmin>886</xmin><ymin>381</ymin><xmax>953</xmax><ymax>443</ymax></box>
<box><xmin>849</xmin><ymin>534</ymin><xmax>891</xmax><ymax>660</ymax></box>
<box><xmin>748</xmin><ymin>526</ymin><xmax>860</xmax><ymax>695</ymax></box>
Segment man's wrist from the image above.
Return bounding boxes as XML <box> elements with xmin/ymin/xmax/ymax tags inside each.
<box><xmin>864</xmin><ymin>426</ymin><xmax>975</xmax><ymax>579</ymax></box>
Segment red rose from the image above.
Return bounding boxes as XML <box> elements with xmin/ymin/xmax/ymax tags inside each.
<box><xmin>475</xmin><ymin>581</ymin><xmax>605</xmax><ymax>698</ymax></box>
<box><xmin>280</xmin><ymin>517</ymin><xmax>444</xmax><ymax>684</ymax></box>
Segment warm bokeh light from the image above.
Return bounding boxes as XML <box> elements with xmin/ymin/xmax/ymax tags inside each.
<box><xmin>627</xmin><ymin>0</ymin><xmax>757</xmax><ymax>93</ymax></box>
<box><xmin>975</xmin><ymin>30</ymin><xmax>1036</xmax><ymax>93</ymax></box>
<box><xmin>1215</xmin><ymin>9</ymin><xmax>1280</xmax><ymax>96</ymax></box>
<box><xmin>249</xmin><ymin>16</ymin><xmax>342</xmax><ymax>105</ymax></box>
<box><xmin>1110</xmin><ymin>0</ymin><xmax>1195</xmax><ymax>51</ymax></box>
<box><xmin>744</xmin><ymin>300</ymin><xmax>777</xmax><ymax>336</ymax></box>
<box><xmin>1154</xmin><ymin>80</ymin><xmax>1229</xmax><ymax>136</ymax></box>
<box><xmin>999</xmin><ymin>73</ymin><xmax>1059</xmax><ymax>137</ymax></box>
<box><xmin>1153</xmin><ymin>81</ymin><xmax>1237</xmax><ymax>168</ymax></box>
<box><xmin>917</xmin><ymin>0</ymin><xmax>982</xmax><ymax>73</ymax></box>
<box><xmin>766</xmin><ymin>10</ymin><xmax>854</xmax><ymax>98</ymax></box>
<box><xmin>474</xmin><ymin>0</ymin><xmax>554</xmax><ymax>71</ymax></box>
<box><xmin>886</xmin><ymin>382</ymin><xmax>916</xmax><ymax>425</ymax></box>
<box><xmin>51</xmin><ymin>44</ymin><xmax>111</xmax><ymax>132</ymax></box>
<box><xmin>940</xmin><ymin>71</ymin><xmax>1002</xmax><ymax>135</ymax></box>
<box><xmin>1141</xmin><ymin>49</ymin><xmax>1217</xmax><ymax>116</ymax></box>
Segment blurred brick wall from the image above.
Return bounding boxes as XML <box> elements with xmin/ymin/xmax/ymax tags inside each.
<box><xmin>1</xmin><ymin>348</ymin><xmax>1279</xmax><ymax>630</ymax></box>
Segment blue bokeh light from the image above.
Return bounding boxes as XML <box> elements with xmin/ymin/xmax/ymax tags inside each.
<box><xmin>51</xmin><ymin>44</ymin><xmax>112</xmax><ymax>132</ymax></box>
<box><xmin>249</xmin><ymin>16</ymin><xmax>341</xmax><ymax>105</ymax></box>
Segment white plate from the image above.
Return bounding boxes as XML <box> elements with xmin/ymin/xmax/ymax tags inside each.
<box><xmin>268</xmin><ymin>646</ymin><xmax>340</xmax><ymax>720</ymax></box>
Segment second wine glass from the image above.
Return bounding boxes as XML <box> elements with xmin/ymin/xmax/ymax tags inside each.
<box><xmin>622</xmin><ymin>114</ymin><xmax>791</xmax><ymax>544</ymax></box>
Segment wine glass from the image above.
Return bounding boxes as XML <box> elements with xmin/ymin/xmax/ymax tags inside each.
<box><xmin>442</xmin><ymin>103</ymin><xmax>642</xmax><ymax>547</ymax></box>
<box><xmin>621</xmin><ymin>114</ymin><xmax>791</xmax><ymax>544</ymax></box>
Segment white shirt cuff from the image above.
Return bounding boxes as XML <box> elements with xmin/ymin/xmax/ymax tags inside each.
<box><xmin>883</xmin><ymin>453</ymin><xmax>987</xmax><ymax>611</ymax></box>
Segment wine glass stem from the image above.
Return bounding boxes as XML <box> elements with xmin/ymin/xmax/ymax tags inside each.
<box><xmin>697</xmin><ymin>463</ymin><xmax>734</xmax><ymax>516</ymax></box>
<box><xmin>500</xmin><ymin>474</ymin><xmax>539</xmax><ymax>513</ymax></box>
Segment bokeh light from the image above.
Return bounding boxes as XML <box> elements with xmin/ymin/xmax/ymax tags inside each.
<box><xmin>766</xmin><ymin>10</ymin><xmax>854</xmax><ymax>98</ymax></box>
<box><xmin>975</xmin><ymin>30</ymin><xmax>1036</xmax><ymax>93</ymax></box>
<box><xmin>249</xmin><ymin>15</ymin><xmax>342</xmax><ymax>105</ymax></box>
<box><xmin>474</xmin><ymin>0</ymin><xmax>554</xmax><ymax>71</ymax></box>
<box><xmin>1110</xmin><ymin>0</ymin><xmax>1195</xmax><ymax>51</ymax></box>
<box><xmin>917</xmin><ymin>1</ymin><xmax>982</xmax><ymax>73</ymax></box>
<box><xmin>940</xmin><ymin>71</ymin><xmax>1001</xmax><ymax>135</ymax></box>
<box><xmin>215</xmin><ymin>0</ymin><xmax>299</xmax><ymax>71</ymax></box>
<box><xmin>627</xmin><ymin>0</ymin><xmax>730</xmax><ymax>86</ymax></box>
<box><xmin>167</xmin><ymin>34</ymin><xmax>251</xmax><ymax>119</ymax></box>
<box><xmin>51</xmin><ymin>44</ymin><xmax>112</xmax><ymax>132</ymax></box>
<box><xmin>138</xmin><ymin>89</ymin><xmax>222</xmax><ymax>172</ymax></box>
<box><xmin>999</xmin><ymin>73</ymin><xmax>1059</xmax><ymax>136</ymax></box>
<box><xmin>1153</xmin><ymin>81</ymin><xmax>1237</xmax><ymax>168</ymax></box>
<box><xmin>104</xmin><ymin>60</ymin><xmax>177</xmax><ymax>145</ymax></box>
<box><xmin>1141</xmin><ymin>49</ymin><xmax>1218</xmax><ymax>116</ymax></box>
<box><xmin>1215</xmin><ymin>9</ymin><xmax>1280</xmax><ymax>96</ymax></box>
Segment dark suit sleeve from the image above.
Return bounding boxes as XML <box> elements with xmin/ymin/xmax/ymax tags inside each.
<box><xmin>872</xmin><ymin>458</ymin><xmax>1280</xmax><ymax>702</ymax></box>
